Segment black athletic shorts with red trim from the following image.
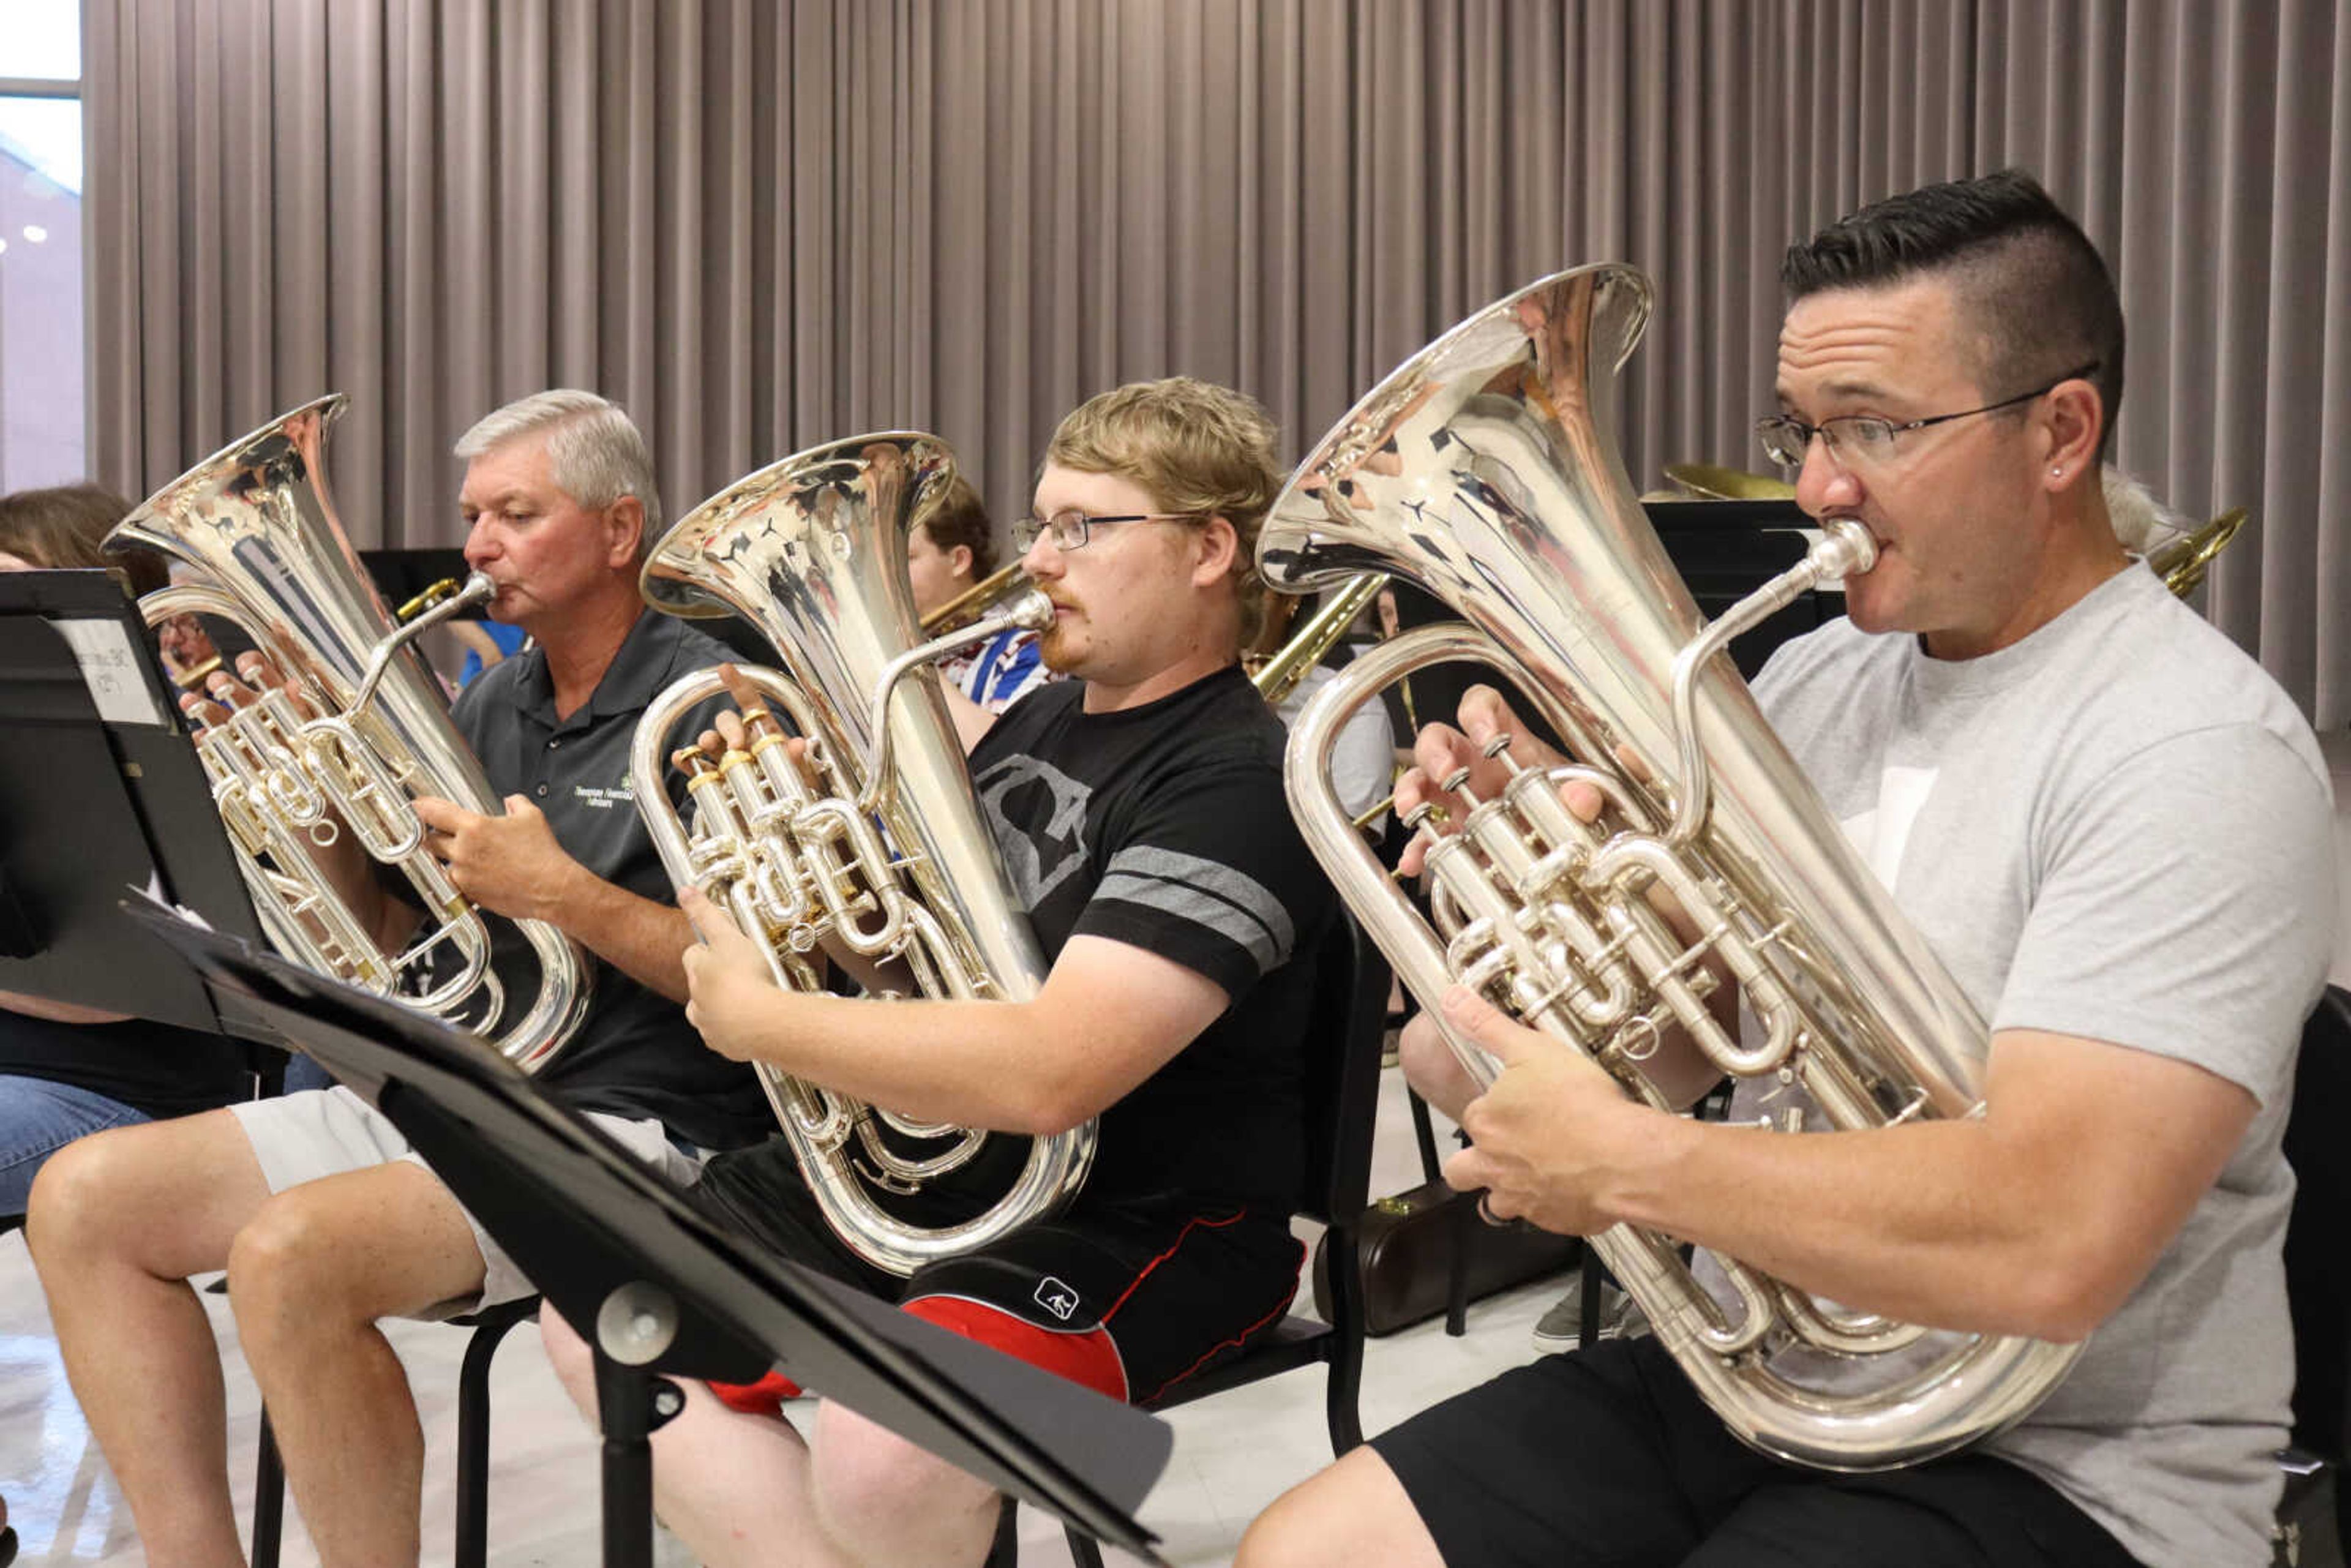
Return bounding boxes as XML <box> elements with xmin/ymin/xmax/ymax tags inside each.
<box><xmin>684</xmin><ymin>1137</ymin><xmax>1305</xmax><ymax>1408</ymax></box>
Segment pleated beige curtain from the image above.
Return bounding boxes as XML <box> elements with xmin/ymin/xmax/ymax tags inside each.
<box><xmin>86</xmin><ymin>0</ymin><xmax>2349</xmax><ymax>726</ymax></box>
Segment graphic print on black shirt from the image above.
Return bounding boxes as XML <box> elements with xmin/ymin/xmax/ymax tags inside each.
<box><xmin>966</xmin><ymin>664</ymin><xmax>1335</xmax><ymax>1210</ymax></box>
<box><xmin>974</xmin><ymin>752</ymin><xmax>1096</xmax><ymax>912</ymax></box>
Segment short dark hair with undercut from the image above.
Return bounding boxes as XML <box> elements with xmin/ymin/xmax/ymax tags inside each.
<box><xmin>1782</xmin><ymin>169</ymin><xmax>2124</xmax><ymax>459</ymax></box>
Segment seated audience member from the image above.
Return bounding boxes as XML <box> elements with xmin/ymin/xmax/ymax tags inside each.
<box><xmin>538</xmin><ymin>377</ymin><xmax>1337</xmax><ymax>1568</ymax></box>
<box><xmin>26</xmin><ymin>391</ymin><xmax>773</xmax><ymax>1567</ymax></box>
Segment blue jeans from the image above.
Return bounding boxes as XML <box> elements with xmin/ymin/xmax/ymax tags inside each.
<box><xmin>280</xmin><ymin>1052</ymin><xmax>336</xmax><ymax>1094</ymax></box>
<box><xmin>0</xmin><ymin>1076</ymin><xmax>152</xmax><ymax>1217</ymax></box>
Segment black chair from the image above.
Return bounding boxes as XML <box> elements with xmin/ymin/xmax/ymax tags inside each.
<box><xmin>250</xmin><ymin>1294</ymin><xmax>542</xmax><ymax>1568</ymax></box>
<box><xmin>1016</xmin><ymin>911</ymin><xmax>1391</xmax><ymax>1568</ymax></box>
<box><xmin>0</xmin><ymin>1216</ymin><xmax>18</xmax><ymax>1566</ymax></box>
<box><xmin>2280</xmin><ymin>983</ymin><xmax>2351</xmax><ymax>1567</ymax></box>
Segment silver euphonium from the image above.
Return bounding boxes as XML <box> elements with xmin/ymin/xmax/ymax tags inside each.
<box><xmin>1260</xmin><ymin>265</ymin><xmax>2082</xmax><ymax>1470</ymax></box>
<box><xmin>631</xmin><ymin>433</ymin><xmax>1092</xmax><ymax>1277</ymax></box>
<box><xmin>107</xmin><ymin>396</ymin><xmax>590</xmax><ymax>1070</ymax></box>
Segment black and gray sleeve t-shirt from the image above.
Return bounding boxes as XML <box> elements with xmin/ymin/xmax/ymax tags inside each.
<box><xmin>967</xmin><ymin>665</ymin><xmax>1336</xmax><ymax>1212</ymax></box>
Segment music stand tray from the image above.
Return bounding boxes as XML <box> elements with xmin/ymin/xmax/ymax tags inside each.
<box><xmin>122</xmin><ymin>902</ymin><xmax>1172</xmax><ymax>1566</ymax></box>
<box><xmin>0</xmin><ymin>569</ymin><xmax>268</xmax><ymax>1037</ymax></box>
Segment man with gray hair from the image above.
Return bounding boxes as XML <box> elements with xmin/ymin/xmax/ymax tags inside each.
<box><xmin>27</xmin><ymin>389</ymin><xmax>773</xmax><ymax>1567</ymax></box>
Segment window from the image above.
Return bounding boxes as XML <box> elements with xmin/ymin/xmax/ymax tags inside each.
<box><xmin>0</xmin><ymin>0</ymin><xmax>85</xmax><ymax>490</ymax></box>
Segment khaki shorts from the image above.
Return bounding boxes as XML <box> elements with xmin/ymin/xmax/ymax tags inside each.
<box><xmin>227</xmin><ymin>1084</ymin><xmax>702</xmax><ymax>1315</ymax></box>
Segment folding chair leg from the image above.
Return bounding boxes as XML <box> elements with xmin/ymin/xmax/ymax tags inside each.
<box><xmin>980</xmin><ymin>1494</ymin><xmax>1019</xmax><ymax>1567</ymax></box>
<box><xmin>454</xmin><ymin>1311</ymin><xmax>531</xmax><ymax>1568</ymax></box>
<box><xmin>1578</xmin><ymin>1255</ymin><xmax>1605</xmax><ymax>1348</ymax></box>
<box><xmin>1444</xmin><ymin>1194</ymin><xmax>1475</xmax><ymax>1337</ymax></box>
<box><xmin>1406</xmin><ymin>1086</ymin><xmax>1442</xmax><ymax>1184</ymax></box>
<box><xmin>252</xmin><ymin>1405</ymin><xmax>285</xmax><ymax>1568</ymax></box>
<box><xmin>1323</xmin><ymin>1225</ymin><xmax>1368</xmax><ymax>1455</ymax></box>
<box><xmin>1062</xmin><ymin>1522</ymin><xmax>1107</xmax><ymax>1568</ymax></box>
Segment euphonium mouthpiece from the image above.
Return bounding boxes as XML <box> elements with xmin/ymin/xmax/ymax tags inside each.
<box><xmin>1001</xmin><ymin>588</ymin><xmax>1056</xmax><ymax>632</ymax></box>
<box><xmin>1810</xmin><ymin>519</ymin><xmax>1878</xmax><ymax>580</ymax></box>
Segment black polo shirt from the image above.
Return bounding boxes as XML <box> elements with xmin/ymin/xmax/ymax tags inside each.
<box><xmin>452</xmin><ymin>609</ymin><xmax>772</xmax><ymax>1152</ymax></box>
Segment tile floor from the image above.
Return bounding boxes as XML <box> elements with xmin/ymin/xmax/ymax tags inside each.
<box><xmin>0</xmin><ymin>1067</ymin><xmax>1569</xmax><ymax>1567</ymax></box>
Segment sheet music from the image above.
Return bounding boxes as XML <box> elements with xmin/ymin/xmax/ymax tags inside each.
<box><xmin>45</xmin><ymin>617</ymin><xmax>170</xmax><ymax>727</ymax></box>
<box><xmin>126</xmin><ymin>877</ymin><xmax>216</xmax><ymax>931</ymax></box>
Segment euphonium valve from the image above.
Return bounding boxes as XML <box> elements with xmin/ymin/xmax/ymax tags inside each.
<box><xmin>632</xmin><ymin>433</ymin><xmax>1091</xmax><ymax>1277</ymax></box>
<box><xmin>1259</xmin><ymin>266</ymin><xmax>2081</xmax><ymax>1471</ymax></box>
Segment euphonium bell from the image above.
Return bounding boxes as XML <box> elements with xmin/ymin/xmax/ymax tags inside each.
<box><xmin>108</xmin><ymin>396</ymin><xmax>590</xmax><ymax>1070</ymax></box>
<box><xmin>631</xmin><ymin>433</ymin><xmax>1092</xmax><ymax>1277</ymax></box>
<box><xmin>1258</xmin><ymin>265</ymin><xmax>2082</xmax><ymax>1470</ymax></box>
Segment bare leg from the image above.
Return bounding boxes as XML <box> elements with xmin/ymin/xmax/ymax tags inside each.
<box><xmin>1235</xmin><ymin>1447</ymin><xmax>1446</xmax><ymax>1568</ymax></box>
<box><xmin>544</xmin><ymin>1310</ymin><xmax>847</xmax><ymax>1566</ymax></box>
<box><xmin>26</xmin><ymin>1112</ymin><xmax>274</xmax><ymax>1568</ymax></box>
<box><xmin>227</xmin><ymin>1160</ymin><xmax>488</xmax><ymax>1568</ymax></box>
<box><xmin>1400</xmin><ymin>1010</ymin><xmax>1480</xmax><ymax>1124</ymax></box>
<box><xmin>542</xmin><ymin>1312</ymin><xmax>1001</xmax><ymax>1568</ymax></box>
<box><xmin>808</xmin><ymin>1399</ymin><xmax>1001</xmax><ymax>1567</ymax></box>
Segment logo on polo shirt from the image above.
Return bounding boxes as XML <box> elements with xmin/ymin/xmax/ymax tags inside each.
<box><xmin>1033</xmin><ymin>1276</ymin><xmax>1081</xmax><ymax>1321</ymax></box>
<box><xmin>572</xmin><ymin>781</ymin><xmax>637</xmax><ymax>811</ymax></box>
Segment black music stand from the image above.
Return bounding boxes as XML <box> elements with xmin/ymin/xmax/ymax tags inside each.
<box><xmin>0</xmin><ymin>569</ymin><xmax>271</xmax><ymax>1040</ymax></box>
<box><xmin>122</xmin><ymin>905</ymin><xmax>1173</xmax><ymax>1568</ymax></box>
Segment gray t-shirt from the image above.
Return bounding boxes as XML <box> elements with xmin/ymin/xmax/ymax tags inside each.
<box><xmin>1744</xmin><ymin>562</ymin><xmax>2337</xmax><ymax>1567</ymax></box>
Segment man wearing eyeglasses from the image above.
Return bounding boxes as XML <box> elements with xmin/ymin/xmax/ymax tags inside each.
<box><xmin>538</xmin><ymin>376</ymin><xmax>1338</xmax><ymax>1568</ymax></box>
<box><xmin>1240</xmin><ymin>172</ymin><xmax>2335</xmax><ymax>1568</ymax></box>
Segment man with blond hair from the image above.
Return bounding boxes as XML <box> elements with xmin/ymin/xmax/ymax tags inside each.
<box><xmin>28</xmin><ymin>389</ymin><xmax>771</xmax><ymax>1568</ymax></box>
<box><xmin>539</xmin><ymin>375</ymin><xmax>1338</xmax><ymax>1568</ymax></box>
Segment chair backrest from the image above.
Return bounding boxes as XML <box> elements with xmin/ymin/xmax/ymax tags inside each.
<box><xmin>1294</xmin><ymin>910</ymin><xmax>1393</xmax><ymax>1229</ymax></box>
<box><xmin>2284</xmin><ymin>983</ymin><xmax>2351</xmax><ymax>1458</ymax></box>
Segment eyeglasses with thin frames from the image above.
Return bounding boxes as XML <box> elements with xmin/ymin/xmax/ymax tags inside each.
<box><xmin>1755</xmin><ymin>361</ymin><xmax>2101</xmax><ymax>473</ymax></box>
<box><xmin>1011</xmin><ymin>509</ymin><xmax>1211</xmax><ymax>553</ymax></box>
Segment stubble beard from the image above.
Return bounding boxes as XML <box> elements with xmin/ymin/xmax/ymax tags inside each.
<box><xmin>1037</xmin><ymin>616</ymin><xmax>1076</xmax><ymax>672</ymax></box>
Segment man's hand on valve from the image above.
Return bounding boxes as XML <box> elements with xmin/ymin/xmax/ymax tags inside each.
<box><xmin>679</xmin><ymin>663</ymin><xmax>819</xmax><ymax>789</ymax></box>
<box><xmin>1392</xmin><ymin>683</ymin><xmax>1591</xmax><ymax>876</ymax></box>
<box><xmin>176</xmin><ymin>650</ymin><xmax>313</xmax><ymax>733</ymax></box>
<box><xmin>412</xmin><ymin>793</ymin><xmax>585</xmax><ymax>923</ymax></box>
<box><xmin>1438</xmin><ymin>987</ymin><xmax>1651</xmax><ymax>1237</ymax></box>
<box><xmin>676</xmin><ymin>883</ymin><xmax>782</xmax><ymax>1063</ymax></box>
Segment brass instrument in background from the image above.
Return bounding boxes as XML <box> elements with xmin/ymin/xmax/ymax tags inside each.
<box><xmin>918</xmin><ymin>561</ymin><xmax>1031</xmax><ymax>636</ymax></box>
<box><xmin>1661</xmin><ymin>462</ymin><xmax>1798</xmax><ymax>501</ymax></box>
<box><xmin>630</xmin><ymin>433</ymin><xmax>1091</xmax><ymax>1277</ymax></box>
<box><xmin>2148</xmin><ymin>506</ymin><xmax>2247</xmax><ymax>599</ymax></box>
<box><xmin>1248</xmin><ymin>572</ymin><xmax>1389</xmax><ymax>705</ymax></box>
<box><xmin>1260</xmin><ymin>265</ymin><xmax>2080</xmax><ymax>1471</ymax></box>
<box><xmin>109</xmin><ymin>396</ymin><xmax>588</xmax><ymax>1070</ymax></box>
